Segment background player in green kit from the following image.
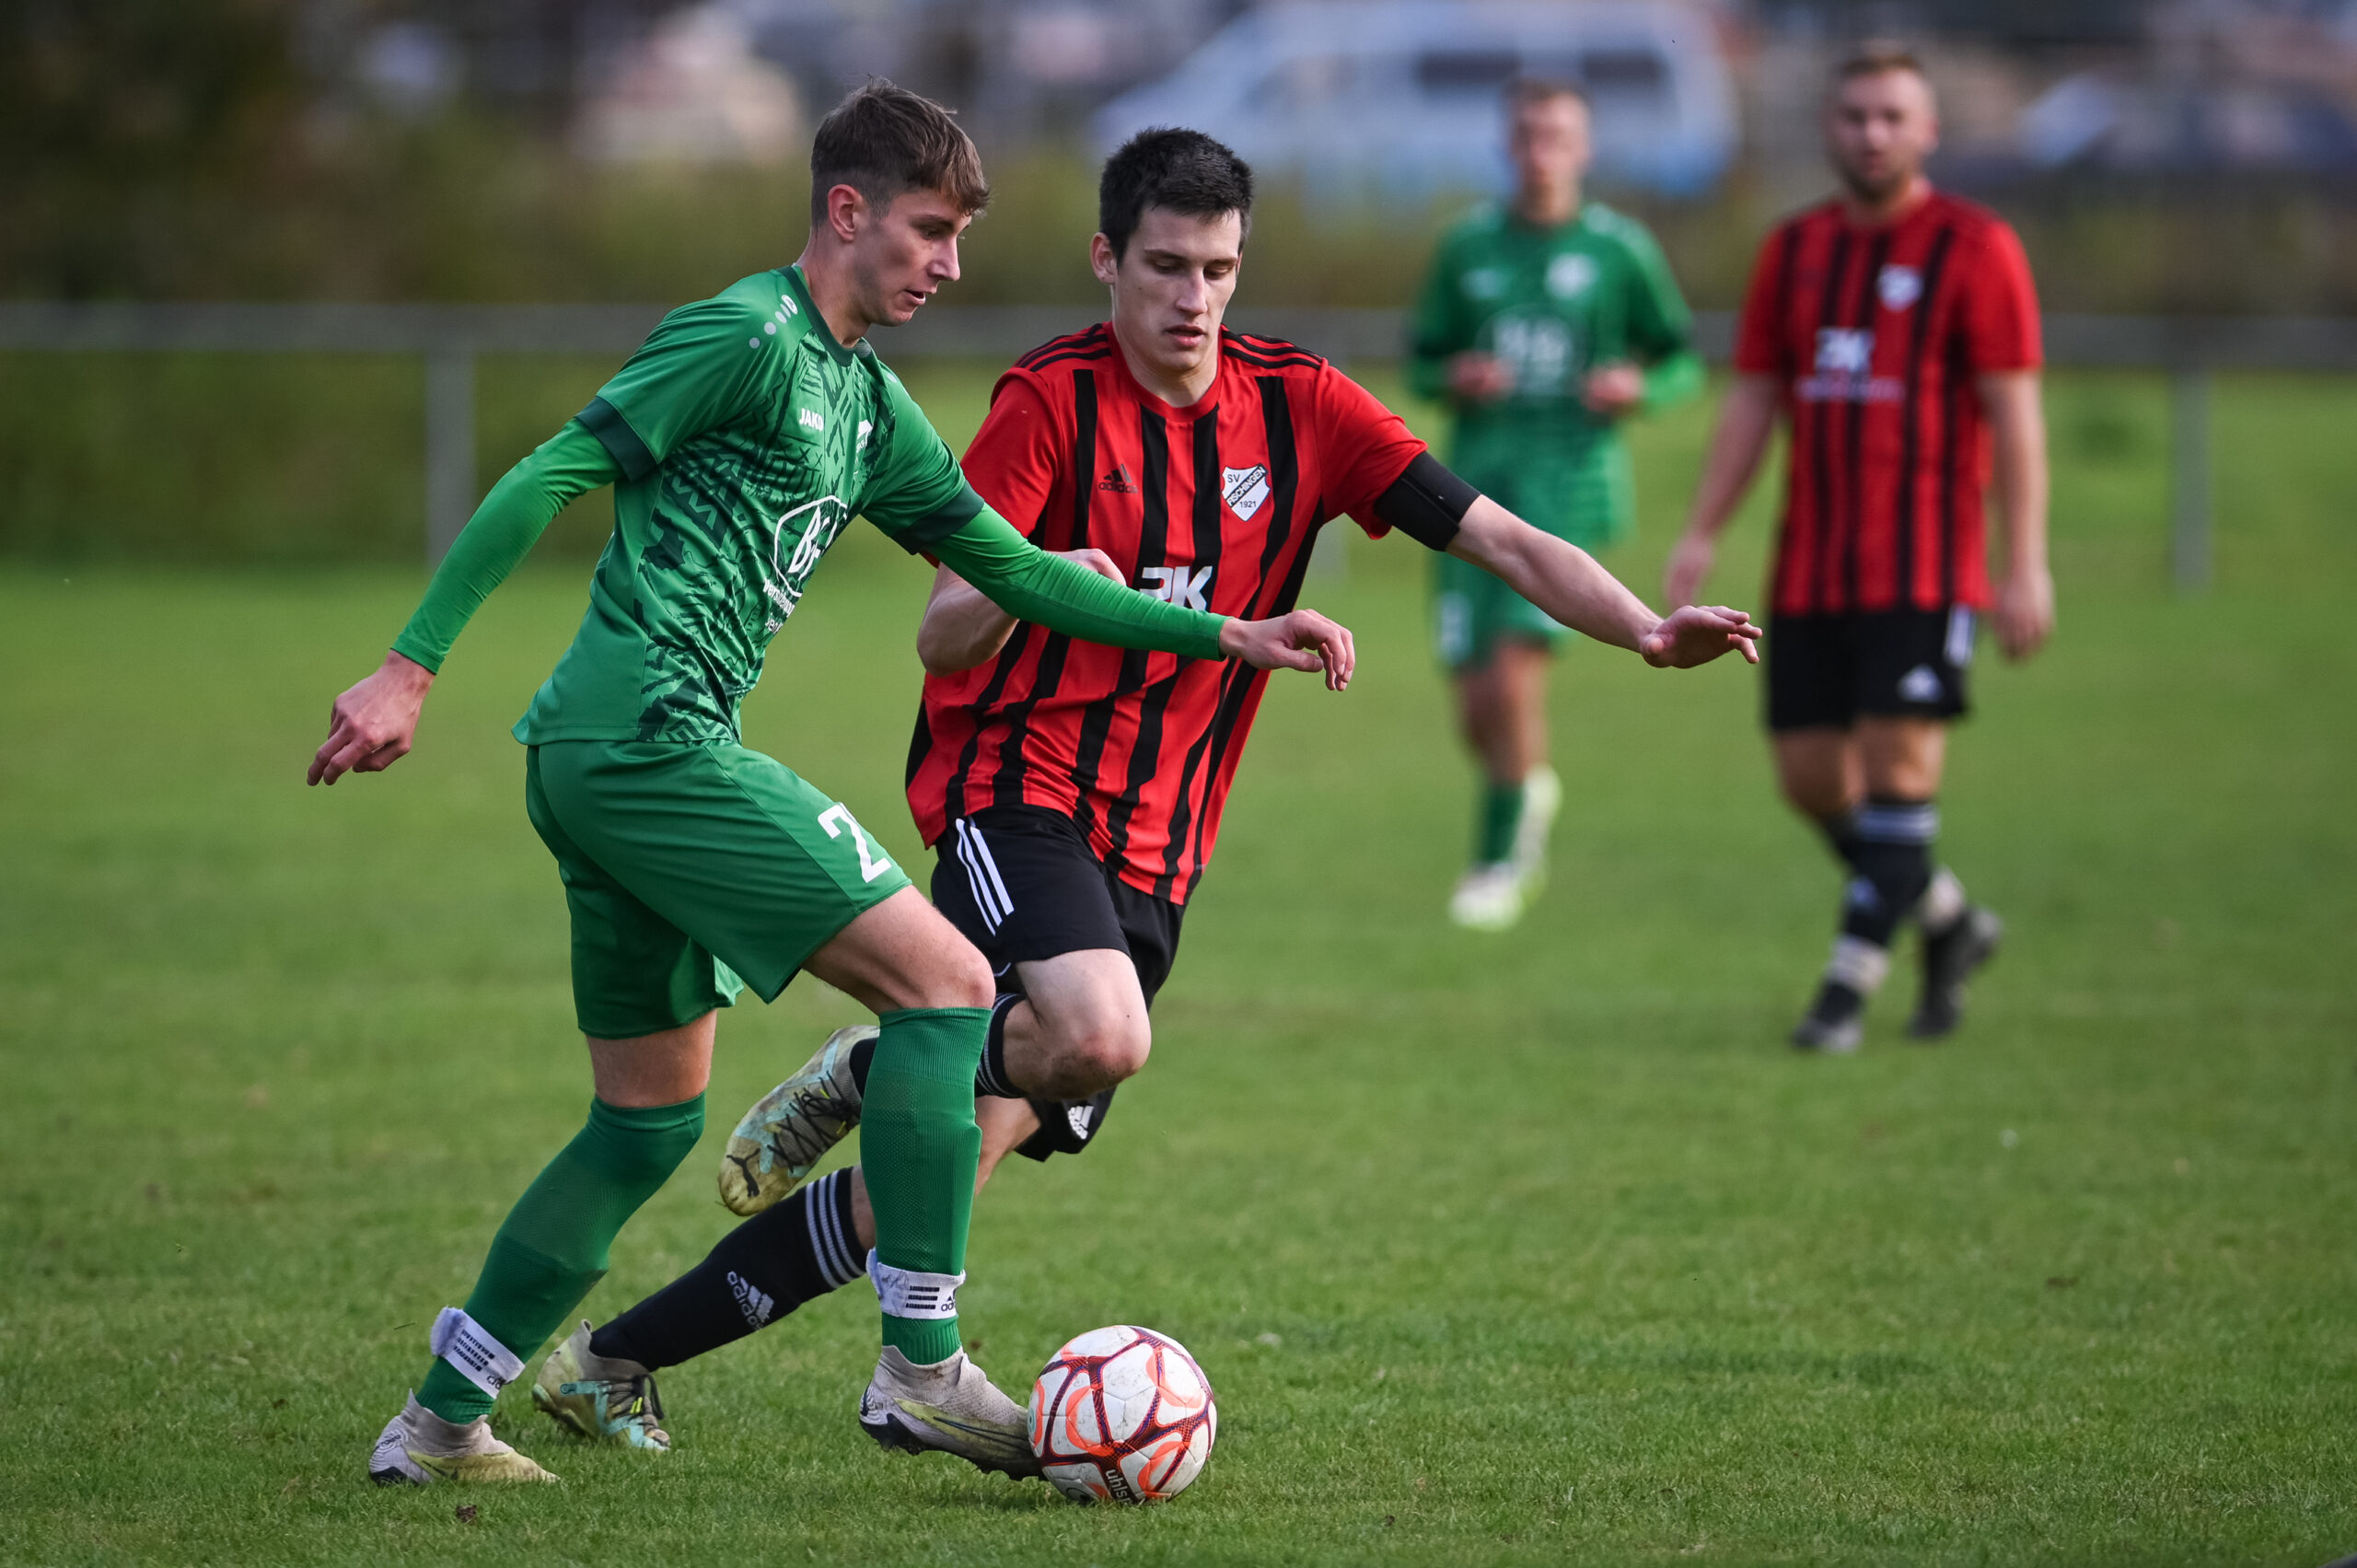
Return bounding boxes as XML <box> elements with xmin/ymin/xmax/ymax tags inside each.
<box><xmin>304</xmin><ymin>83</ymin><xmax>1353</xmax><ymax>1488</ymax></box>
<box><xmin>1410</xmin><ymin>77</ymin><xmax>1703</xmax><ymax>931</ymax></box>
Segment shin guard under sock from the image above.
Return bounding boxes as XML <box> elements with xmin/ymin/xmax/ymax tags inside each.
<box><xmin>860</xmin><ymin>1006</ymin><xmax>987</xmax><ymax>1365</ymax></box>
<box><xmin>417</xmin><ymin>1094</ymin><xmax>704</xmax><ymax>1423</ymax></box>
<box><xmin>1817</xmin><ymin>798</ymin><xmax>1936</xmax><ymax>1000</ymax></box>
<box><xmin>591</xmin><ymin>1169</ymin><xmax>865</xmax><ymax>1370</ymax></box>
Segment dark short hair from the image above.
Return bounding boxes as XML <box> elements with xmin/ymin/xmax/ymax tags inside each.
<box><xmin>1507</xmin><ymin>76</ymin><xmax>1588</xmax><ymax>113</ymax></box>
<box><xmin>1097</xmin><ymin>128</ymin><xmax>1254</xmax><ymax>260</ymax></box>
<box><xmin>1833</xmin><ymin>40</ymin><xmax>1929</xmax><ymax>89</ymax></box>
<box><xmin>809</xmin><ymin>80</ymin><xmax>989</xmax><ymax>226</ymax></box>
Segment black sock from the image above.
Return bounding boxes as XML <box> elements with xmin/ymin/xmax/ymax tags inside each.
<box><xmin>589</xmin><ymin>1168</ymin><xmax>865</xmax><ymax>1371</ymax></box>
<box><xmin>1840</xmin><ymin>797</ymin><xmax>1936</xmax><ymax>949</ymax></box>
<box><xmin>849</xmin><ymin>1034</ymin><xmax>877</xmax><ymax>1094</ymax></box>
<box><xmin>1816</xmin><ymin>807</ymin><xmax>1864</xmax><ymax>874</ymax></box>
<box><xmin>972</xmin><ymin>993</ymin><xmax>1025</xmax><ymax>1099</ymax></box>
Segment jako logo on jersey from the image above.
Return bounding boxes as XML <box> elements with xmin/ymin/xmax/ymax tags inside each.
<box><xmin>1800</xmin><ymin>328</ymin><xmax>1901</xmax><ymax>403</ymax></box>
<box><xmin>797</xmin><ymin>408</ymin><xmax>825</xmax><ymax>433</ymax></box>
<box><xmin>728</xmin><ymin>1269</ymin><xmax>775</xmax><ymax>1328</ymax></box>
<box><xmin>763</xmin><ymin>494</ymin><xmax>850</xmax><ymax>624</ymax></box>
<box><xmin>1140</xmin><ymin>564</ymin><xmax>1212</xmax><ymax>611</ymax></box>
<box><xmin>1222</xmin><ymin>463</ymin><xmax>1271</xmax><ymax>520</ymax></box>
<box><xmin>1878</xmin><ymin>264</ymin><xmax>1922</xmax><ymax>311</ymax></box>
<box><xmin>1097</xmin><ymin>463</ymin><xmax>1139</xmax><ymax>494</ymax></box>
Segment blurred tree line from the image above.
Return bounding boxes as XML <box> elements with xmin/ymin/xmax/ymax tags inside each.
<box><xmin>10</xmin><ymin>1</ymin><xmax>2357</xmax><ymax>314</ymax></box>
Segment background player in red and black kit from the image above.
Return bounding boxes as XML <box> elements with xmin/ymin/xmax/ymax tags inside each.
<box><xmin>1666</xmin><ymin>43</ymin><xmax>2055</xmax><ymax>1052</ymax></box>
<box><xmin>547</xmin><ymin>131</ymin><xmax>1759</xmax><ymax>1439</ymax></box>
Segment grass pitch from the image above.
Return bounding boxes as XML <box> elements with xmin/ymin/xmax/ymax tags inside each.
<box><xmin>2</xmin><ymin>373</ymin><xmax>2354</xmax><ymax>1565</ymax></box>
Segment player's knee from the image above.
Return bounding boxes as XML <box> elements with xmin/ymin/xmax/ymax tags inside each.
<box><xmin>915</xmin><ymin>939</ymin><xmax>996</xmax><ymax>1012</ymax></box>
<box><xmin>1060</xmin><ymin>1013</ymin><xmax>1151</xmax><ymax>1092</ymax></box>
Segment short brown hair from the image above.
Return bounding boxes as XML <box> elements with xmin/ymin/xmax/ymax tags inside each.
<box><xmin>1507</xmin><ymin>76</ymin><xmax>1588</xmax><ymax>113</ymax></box>
<box><xmin>808</xmin><ymin>81</ymin><xmax>989</xmax><ymax>226</ymax></box>
<box><xmin>1833</xmin><ymin>40</ymin><xmax>1928</xmax><ymax>88</ymax></box>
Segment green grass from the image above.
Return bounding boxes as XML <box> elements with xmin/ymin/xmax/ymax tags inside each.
<box><xmin>3</xmin><ymin>373</ymin><xmax>2355</xmax><ymax>1565</ymax></box>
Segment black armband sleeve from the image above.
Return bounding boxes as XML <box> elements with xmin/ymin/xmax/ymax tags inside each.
<box><xmin>1373</xmin><ymin>451</ymin><xmax>1480</xmax><ymax>551</ymax></box>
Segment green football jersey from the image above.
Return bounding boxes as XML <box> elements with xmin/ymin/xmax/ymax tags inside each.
<box><xmin>1408</xmin><ymin>201</ymin><xmax>1701</xmax><ymax>549</ymax></box>
<box><xmin>515</xmin><ymin>265</ymin><xmax>979</xmax><ymax>745</ymax></box>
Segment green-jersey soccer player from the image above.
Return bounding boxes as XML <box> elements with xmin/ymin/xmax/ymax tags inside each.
<box><xmin>1410</xmin><ymin>77</ymin><xmax>1702</xmax><ymax>932</ymax></box>
<box><xmin>308</xmin><ymin>83</ymin><xmax>1353</xmax><ymax>1487</ymax></box>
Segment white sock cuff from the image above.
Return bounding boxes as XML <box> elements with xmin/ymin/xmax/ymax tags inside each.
<box><xmin>430</xmin><ymin>1307</ymin><xmax>525</xmax><ymax>1399</ymax></box>
<box><xmin>1826</xmin><ymin>935</ymin><xmax>1892</xmax><ymax>993</ymax></box>
<box><xmin>868</xmin><ymin>1253</ymin><xmax>964</xmax><ymax>1320</ymax></box>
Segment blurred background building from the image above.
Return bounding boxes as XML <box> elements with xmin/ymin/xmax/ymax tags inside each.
<box><xmin>9</xmin><ymin>0</ymin><xmax>2357</xmax><ymax>308</ymax></box>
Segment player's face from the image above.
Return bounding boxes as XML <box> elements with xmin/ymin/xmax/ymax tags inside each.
<box><xmin>1824</xmin><ymin>69</ymin><xmax>1938</xmax><ymax>203</ymax></box>
<box><xmin>849</xmin><ymin>186</ymin><xmax>975</xmax><ymax>326</ymax></box>
<box><xmin>1508</xmin><ymin>95</ymin><xmax>1591</xmax><ymax>203</ymax></box>
<box><xmin>1093</xmin><ymin>206</ymin><xmax>1245</xmax><ymax>385</ymax></box>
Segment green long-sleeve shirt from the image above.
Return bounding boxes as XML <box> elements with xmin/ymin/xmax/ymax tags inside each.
<box><xmin>1408</xmin><ymin>201</ymin><xmax>1701</xmax><ymax>550</ymax></box>
<box><xmin>391</xmin><ymin>266</ymin><xmax>1226</xmax><ymax>746</ymax></box>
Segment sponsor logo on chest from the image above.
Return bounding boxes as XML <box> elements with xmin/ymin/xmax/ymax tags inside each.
<box><xmin>1799</xmin><ymin>326</ymin><xmax>1902</xmax><ymax>404</ymax></box>
<box><xmin>1140</xmin><ymin>564</ymin><xmax>1212</xmax><ymax>612</ymax></box>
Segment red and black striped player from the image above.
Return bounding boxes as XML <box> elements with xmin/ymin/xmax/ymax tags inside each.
<box><xmin>1667</xmin><ymin>42</ymin><xmax>2054</xmax><ymax>1052</ymax></box>
<box><xmin>566</xmin><ymin>130</ymin><xmax>1758</xmax><ymax>1411</ymax></box>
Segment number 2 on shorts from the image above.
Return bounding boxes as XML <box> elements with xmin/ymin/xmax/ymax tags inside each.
<box><xmin>818</xmin><ymin>803</ymin><xmax>894</xmax><ymax>883</ymax></box>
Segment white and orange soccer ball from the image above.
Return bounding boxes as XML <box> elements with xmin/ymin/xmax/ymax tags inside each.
<box><xmin>1028</xmin><ymin>1325</ymin><xmax>1217</xmax><ymax>1504</ymax></box>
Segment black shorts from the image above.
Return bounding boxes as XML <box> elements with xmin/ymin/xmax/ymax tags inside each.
<box><xmin>929</xmin><ymin>806</ymin><xmax>1185</xmax><ymax>1008</ymax></box>
<box><xmin>1766</xmin><ymin>608</ymin><xmax>1978</xmax><ymax>732</ymax></box>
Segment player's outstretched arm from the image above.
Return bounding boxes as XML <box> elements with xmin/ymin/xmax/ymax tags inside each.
<box><xmin>1663</xmin><ymin>373</ymin><xmax>1781</xmax><ymax>607</ymax></box>
<box><xmin>916</xmin><ymin>550</ymin><xmax>1125</xmax><ymax>675</ymax></box>
<box><xmin>926</xmin><ymin>508</ymin><xmax>1354</xmax><ymax>688</ymax></box>
<box><xmin>1450</xmin><ymin>496</ymin><xmax>1759</xmax><ymax>669</ymax></box>
<box><xmin>1980</xmin><ymin>369</ymin><xmax>2053</xmax><ymax>661</ymax></box>
<box><xmin>307</xmin><ymin>422</ymin><xmax>621</xmax><ymax>785</ymax></box>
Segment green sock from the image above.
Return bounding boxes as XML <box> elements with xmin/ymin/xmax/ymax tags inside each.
<box><xmin>416</xmin><ymin>1094</ymin><xmax>704</xmax><ymax>1423</ymax></box>
<box><xmin>860</xmin><ymin>1006</ymin><xmax>988</xmax><ymax>1366</ymax></box>
<box><xmin>1476</xmin><ymin>779</ymin><xmax>1524</xmax><ymax>865</ymax></box>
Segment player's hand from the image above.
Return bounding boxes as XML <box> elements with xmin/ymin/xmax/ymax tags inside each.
<box><xmin>308</xmin><ymin>650</ymin><xmax>435</xmax><ymax>785</ymax></box>
<box><xmin>1219</xmin><ymin>610</ymin><xmax>1355</xmax><ymax>691</ymax></box>
<box><xmin>1447</xmin><ymin>352</ymin><xmax>1513</xmax><ymax>403</ymax></box>
<box><xmin>1582</xmin><ymin>362</ymin><xmax>1646</xmax><ymax>417</ymax></box>
<box><xmin>1994</xmin><ymin>563</ymin><xmax>2053</xmax><ymax>661</ymax></box>
<box><xmin>1663</xmin><ymin>528</ymin><xmax>1716</xmax><ymax>608</ymax></box>
<box><xmin>1639</xmin><ymin>605</ymin><xmax>1761</xmax><ymax>669</ymax></box>
<box><xmin>1060</xmin><ymin>547</ymin><xmax>1124</xmax><ymax>583</ymax></box>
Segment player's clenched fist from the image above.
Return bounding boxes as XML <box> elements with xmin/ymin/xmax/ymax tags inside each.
<box><xmin>1638</xmin><ymin>604</ymin><xmax>1761</xmax><ymax>669</ymax></box>
<box><xmin>308</xmin><ymin>651</ymin><xmax>435</xmax><ymax>785</ymax></box>
<box><xmin>1218</xmin><ymin>609</ymin><xmax>1356</xmax><ymax>691</ymax></box>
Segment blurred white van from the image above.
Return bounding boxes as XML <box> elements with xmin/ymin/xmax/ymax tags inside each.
<box><xmin>1091</xmin><ymin>1</ymin><xmax>1736</xmax><ymax>202</ymax></box>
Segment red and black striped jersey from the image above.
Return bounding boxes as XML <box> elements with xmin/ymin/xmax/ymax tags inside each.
<box><xmin>1734</xmin><ymin>190</ymin><xmax>2041</xmax><ymax>616</ymax></box>
<box><xmin>906</xmin><ymin>324</ymin><xmax>1427</xmax><ymax>904</ymax></box>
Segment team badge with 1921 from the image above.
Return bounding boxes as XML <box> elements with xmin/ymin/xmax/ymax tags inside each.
<box><xmin>1028</xmin><ymin>1326</ymin><xmax>1217</xmax><ymax>1503</ymax></box>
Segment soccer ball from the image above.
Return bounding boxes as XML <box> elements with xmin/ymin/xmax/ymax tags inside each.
<box><xmin>1028</xmin><ymin>1325</ymin><xmax>1216</xmax><ymax>1504</ymax></box>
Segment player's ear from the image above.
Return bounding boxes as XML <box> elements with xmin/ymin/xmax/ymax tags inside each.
<box><xmin>824</xmin><ymin>183</ymin><xmax>866</xmax><ymax>246</ymax></box>
<box><xmin>1089</xmin><ymin>233</ymin><xmax>1120</xmax><ymax>288</ymax></box>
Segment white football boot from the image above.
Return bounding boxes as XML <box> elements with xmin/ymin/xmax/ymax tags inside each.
<box><xmin>1446</xmin><ymin>766</ymin><xmax>1561</xmax><ymax>932</ymax></box>
<box><xmin>368</xmin><ymin>1393</ymin><xmax>558</xmax><ymax>1485</ymax></box>
<box><xmin>859</xmin><ymin>1347</ymin><xmax>1040</xmax><ymax>1480</ymax></box>
<box><xmin>719</xmin><ymin>1024</ymin><xmax>874</xmax><ymax>1215</ymax></box>
<box><xmin>1447</xmin><ymin>863</ymin><xmax>1527</xmax><ymax>931</ymax></box>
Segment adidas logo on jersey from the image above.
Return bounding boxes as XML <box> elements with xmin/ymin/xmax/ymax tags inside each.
<box><xmin>1097</xmin><ymin>464</ymin><xmax>1138</xmax><ymax>494</ymax></box>
<box><xmin>1898</xmin><ymin>664</ymin><xmax>1944</xmax><ymax>703</ymax></box>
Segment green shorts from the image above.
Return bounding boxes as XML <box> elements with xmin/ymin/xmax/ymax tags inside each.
<box><xmin>524</xmin><ymin>739</ymin><xmax>913</xmax><ymax>1040</ymax></box>
<box><xmin>1432</xmin><ymin>549</ymin><xmax>1573</xmax><ymax>672</ymax></box>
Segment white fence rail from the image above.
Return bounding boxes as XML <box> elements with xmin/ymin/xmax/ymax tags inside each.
<box><xmin>9</xmin><ymin>303</ymin><xmax>2356</xmax><ymax>584</ymax></box>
